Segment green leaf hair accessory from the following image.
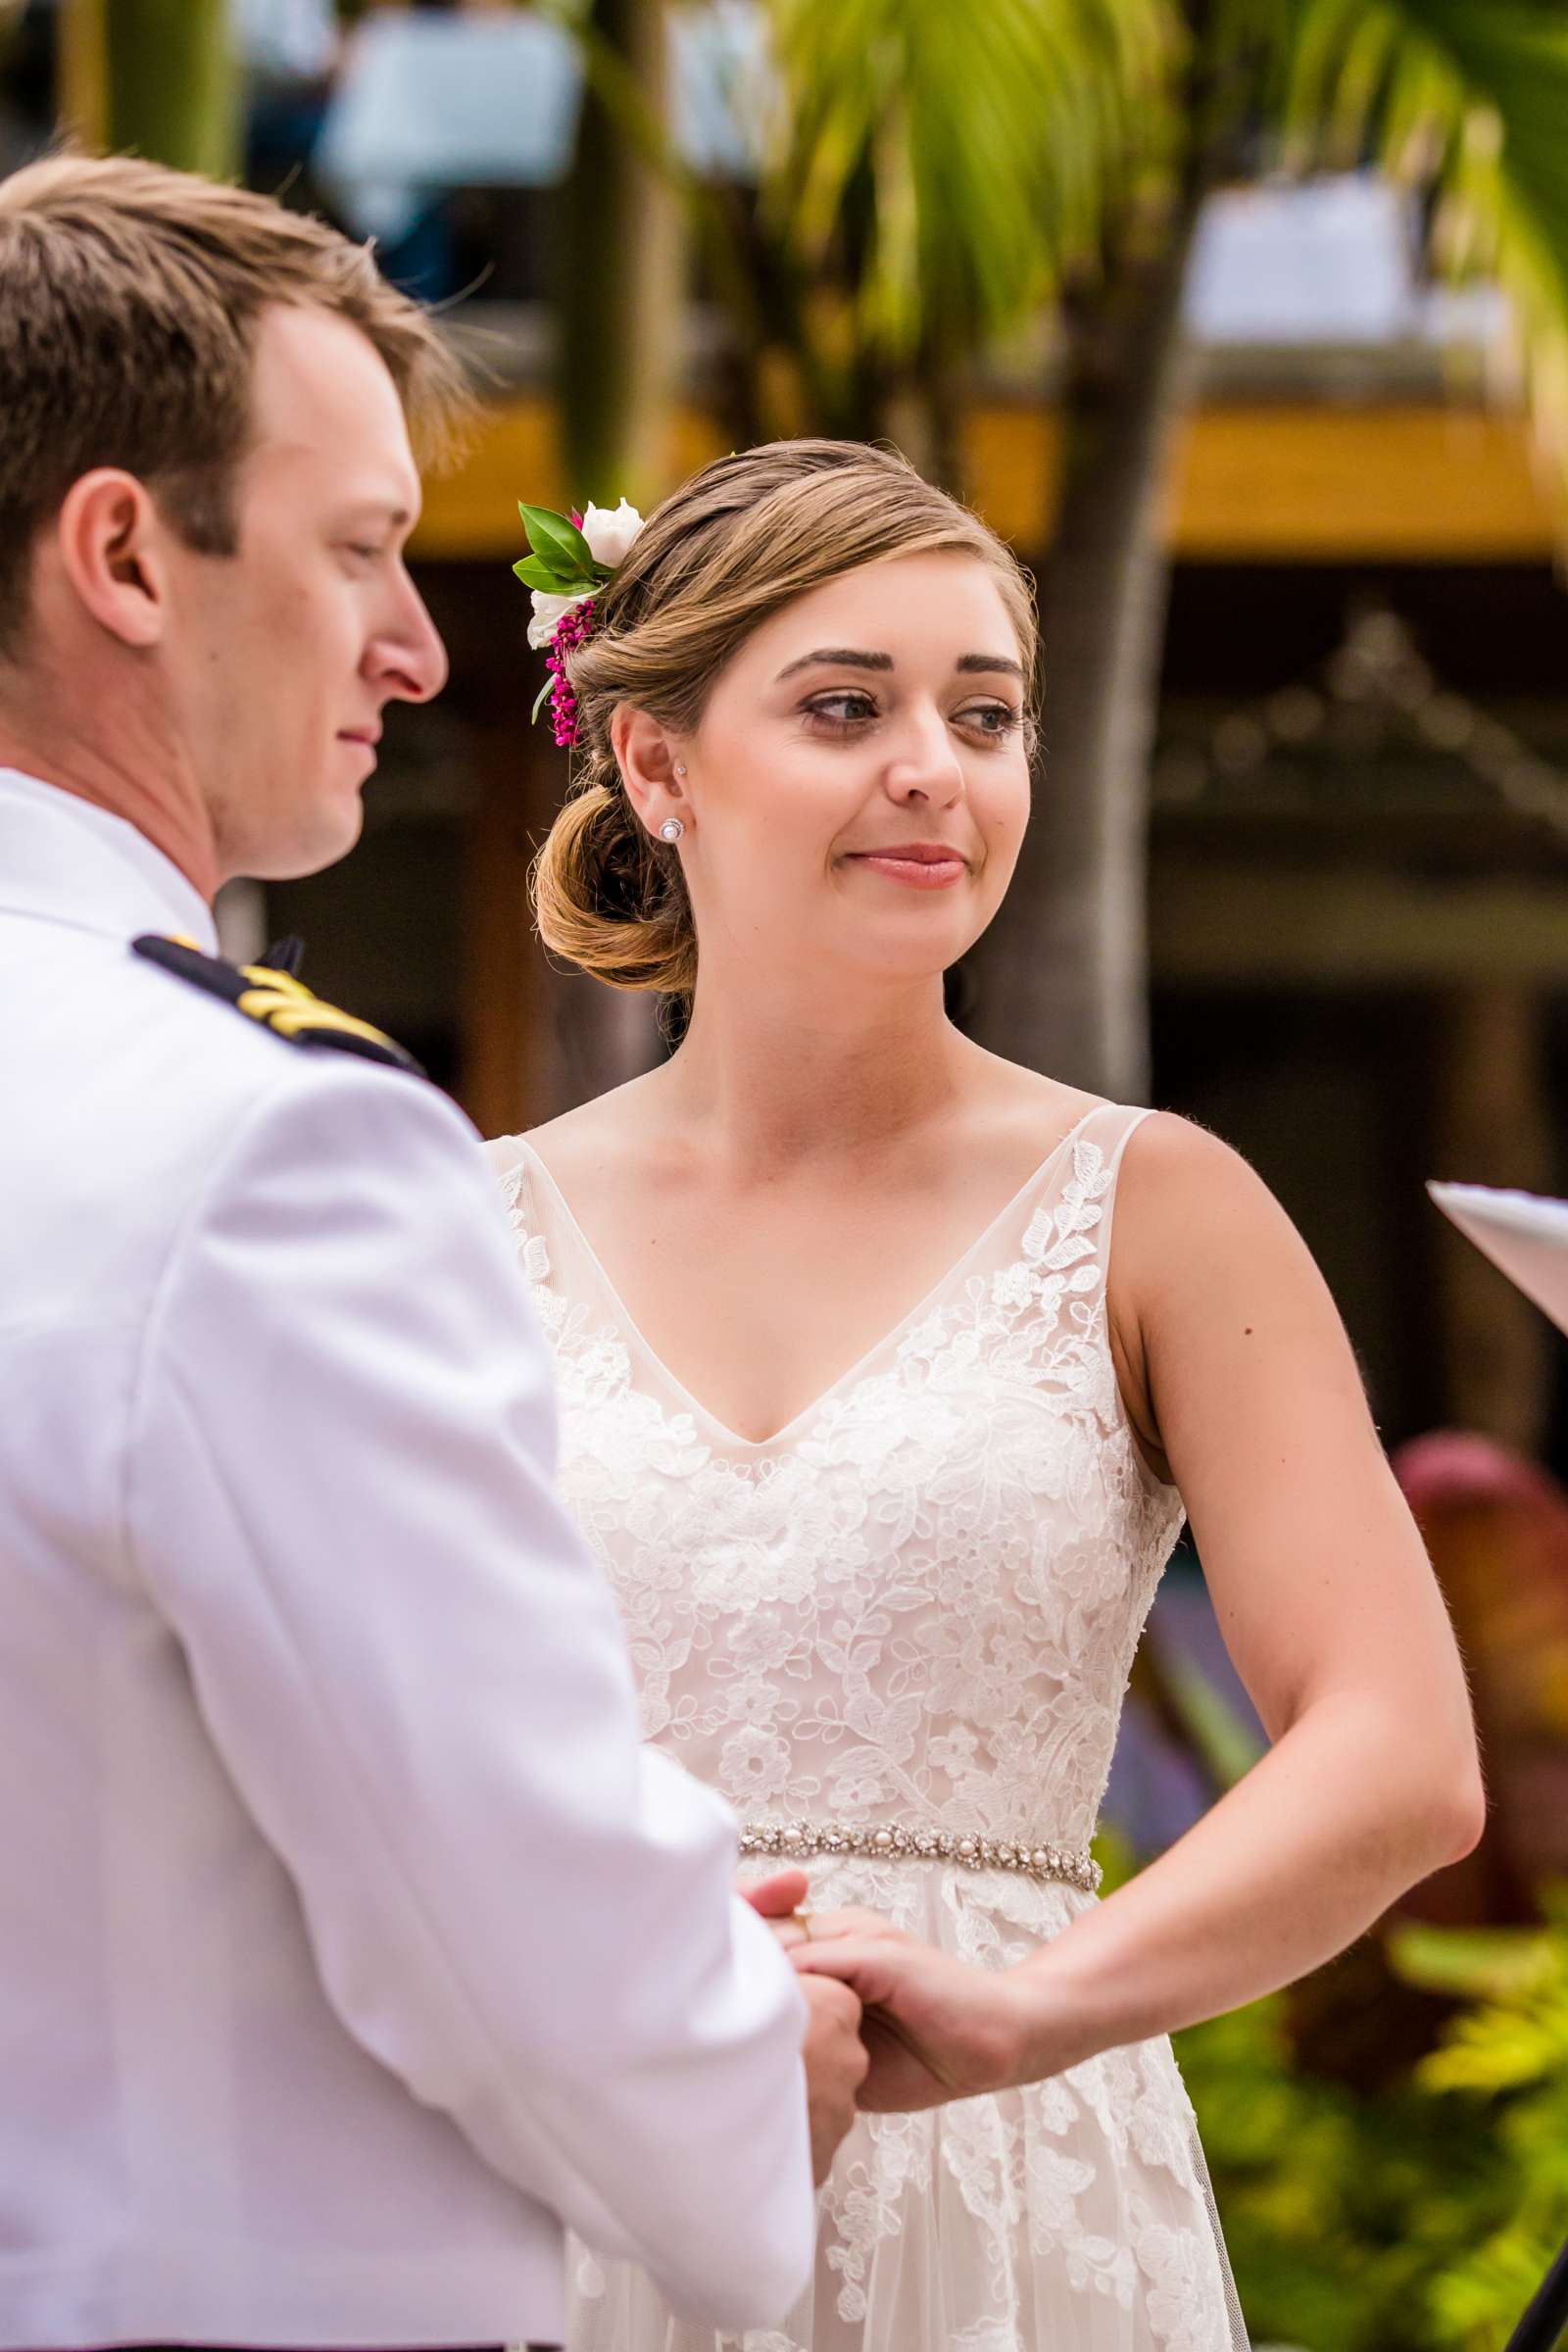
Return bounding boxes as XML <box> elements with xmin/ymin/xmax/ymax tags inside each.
<box><xmin>514</xmin><ymin>497</ymin><xmax>646</xmax><ymax>747</ymax></box>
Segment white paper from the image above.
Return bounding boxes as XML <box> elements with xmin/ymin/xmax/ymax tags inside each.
<box><xmin>1428</xmin><ymin>1181</ymin><xmax>1568</xmax><ymax>1338</ymax></box>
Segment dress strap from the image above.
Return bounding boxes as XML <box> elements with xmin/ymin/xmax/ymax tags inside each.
<box><xmin>1085</xmin><ymin>1100</ymin><xmax>1158</xmax><ymax>1165</ymax></box>
<box><xmin>485</xmin><ymin>1137</ymin><xmax>555</xmax><ymax>1291</ymax></box>
<box><xmin>1090</xmin><ymin>1103</ymin><xmax>1158</xmax><ymax>1274</ymax></box>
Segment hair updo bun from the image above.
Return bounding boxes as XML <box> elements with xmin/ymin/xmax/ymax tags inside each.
<box><xmin>531</xmin><ymin>777</ymin><xmax>697</xmax><ymax>995</ymax></box>
<box><xmin>529</xmin><ymin>438</ymin><xmax>1038</xmax><ymax>1000</ymax></box>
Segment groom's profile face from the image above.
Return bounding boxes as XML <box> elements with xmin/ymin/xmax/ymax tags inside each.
<box><xmin>163</xmin><ymin>303</ymin><xmax>449</xmax><ymax>887</ymax></box>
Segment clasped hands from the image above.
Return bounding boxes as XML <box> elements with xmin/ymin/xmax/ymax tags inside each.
<box><xmin>741</xmin><ymin>1868</ymin><xmax>1067</xmax><ymax>2181</ymax></box>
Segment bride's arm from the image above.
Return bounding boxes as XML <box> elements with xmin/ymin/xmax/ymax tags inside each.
<box><xmin>797</xmin><ymin>1114</ymin><xmax>1485</xmax><ymax>2106</ymax></box>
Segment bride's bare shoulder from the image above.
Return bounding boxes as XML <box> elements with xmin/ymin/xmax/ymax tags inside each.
<box><xmin>963</xmin><ymin>1048</ymin><xmax>1109</xmax><ymax>1159</ymax></box>
<box><xmin>1111</xmin><ymin>1110</ymin><xmax>1318</xmax><ymax>1304</ymax></box>
<box><xmin>487</xmin><ymin>1072</ymin><xmax>662</xmax><ymax>1190</ymax></box>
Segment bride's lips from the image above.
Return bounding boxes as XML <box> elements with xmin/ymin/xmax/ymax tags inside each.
<box><xmin>844</xmin><ymin>843</ymin><xmax>970</xmax><ymax>890</ymax></box>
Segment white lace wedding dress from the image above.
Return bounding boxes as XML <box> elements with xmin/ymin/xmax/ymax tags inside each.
<box><xmin>489</xmin><ymin>1102</ymin><xmax>1250</xmax><ymax>2352</ymax></box>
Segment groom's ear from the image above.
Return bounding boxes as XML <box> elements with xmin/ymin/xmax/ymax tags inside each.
<box><xmin>613</xmin><ymin>706</ymin><xmax>688</xmax><ymax>836</ymax></box>
<box><xmin>51</xmin><ymin>468</ymin><xmax>172</xmax><ymax>650</ymax></box>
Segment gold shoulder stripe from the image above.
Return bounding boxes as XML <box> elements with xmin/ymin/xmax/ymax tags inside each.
<box><xmin>236</xmin><ymin>982</ymin><xmax>406</xmax><ymax>1055</ymax></box>
<box><xmin>131</xmin><ymin>935</ymin><xmax>425</xmax><ymax>1077</ymax></box>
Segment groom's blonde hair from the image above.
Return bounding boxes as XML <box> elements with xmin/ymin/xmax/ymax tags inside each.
<box><xmin>533</xmin><ymin>439</ymin><xmax>1039</xmax><ymax>1001</ymax></box>
<box><xmin>0</xmin><ymin>150</ymin><xmax>469</xmax><ymax>654</ymax></box>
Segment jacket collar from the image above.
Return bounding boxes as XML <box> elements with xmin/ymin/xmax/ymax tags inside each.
<box><xmin>0</xmin><ymin>767</ymin><xmax>220</xmax><ymax>955</ymax></box>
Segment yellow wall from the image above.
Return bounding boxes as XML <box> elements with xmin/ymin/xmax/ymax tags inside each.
<box><xmin>416</xmin><ymin>399</ymin><xmax>1564</xmax><ymax>564</ymax></box>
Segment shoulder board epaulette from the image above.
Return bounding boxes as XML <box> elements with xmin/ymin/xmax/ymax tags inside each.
<box><xmin>131</xmin><ymin>935</ymin><xmax>425</xmax><ymax>1077</ymax></box>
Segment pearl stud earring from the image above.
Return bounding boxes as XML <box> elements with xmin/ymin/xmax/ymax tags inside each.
<box><xmin>660</xmin><ymin>817</ymin><xmax>685</xmax><ymax>843</ymax></box>
<box><xmin>673</xmin><ymin>762</ymin><xmax>687</xmax><ymax>777</ymax></box>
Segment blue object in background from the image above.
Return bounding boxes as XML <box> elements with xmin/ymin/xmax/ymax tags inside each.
<box><xmin>1103</xmin><ymin>1546</ymin><xmax>1266</xmax><ymax>1858</ymax></box>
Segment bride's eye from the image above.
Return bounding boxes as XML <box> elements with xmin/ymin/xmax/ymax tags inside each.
<box><xmin>956</xmin><ymin>702</ymin><xmax>1022</xmax><ymax>741</ymax></box>
<box><xmin>803</xmin><ymin>690</ymin><xmax>880</xmax><ymax>732</ymax></box>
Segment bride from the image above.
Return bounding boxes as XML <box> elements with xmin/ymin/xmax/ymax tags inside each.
<box><xmin>489</xmin><ymin>438</ymin><xmax>1482</xmax><ymax>2351</ymax></box>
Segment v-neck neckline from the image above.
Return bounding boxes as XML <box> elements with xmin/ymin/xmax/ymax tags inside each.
<box><xmin>514</xmin><ymin>1105</ymin><xmax>1105</xmax><ymax>1453</ymax></box>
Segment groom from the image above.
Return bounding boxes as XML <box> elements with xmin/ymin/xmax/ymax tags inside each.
<box><xmin>0</xmin><ymin>152</ymin><xmax>867</xmax><ymax>2348</ymax></box>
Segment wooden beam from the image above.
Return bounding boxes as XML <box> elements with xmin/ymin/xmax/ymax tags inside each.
<box><xmin>1429</xmin><ymin>985</ymin><xmax>1554</xmax><ymax>1453</ymax></box>
<box><xmin>57</xmin><ymin>0</ymin><xmax>108</xmax><ymax>149</ymax></box>
<box><xmin>1168</xmin><ymin>406</ymin><xmax>1559</xmax><ymax>562</ymax></box>
<box><xmin>1151</xmin><ymin>862</ymin><xmax>1568</xmax><ymax>988</ymax></box>
<box><xmin>457</xmin><ymin>721</ymin><xmax>542</xmax><ymax>1139</ymax></box>
<box><xmin>416</xmin><ymin>397</ymin><xmax>1564</xmax><ymax>564</ymax></box>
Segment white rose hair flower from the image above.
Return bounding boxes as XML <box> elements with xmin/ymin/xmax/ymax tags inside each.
<box><xmin>579</xmin><ymin>497</ymin><xmax>645</xmax><ymax>567</ymax></box>
<box><xmin>513</xmin><ymin>496</ymin><xmax>646</xmax><ymax>746</ymax></box>
<box><xmin>524</xmin><ymin>588</ymin><xmax>589</xmax><ymax>653</ymax></box>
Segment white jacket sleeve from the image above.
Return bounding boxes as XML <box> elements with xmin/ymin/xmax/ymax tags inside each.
<box><xmin>123</xmin><ymin>1057</ymin><xmax>814</xmax><ymax>2329</ymax></box>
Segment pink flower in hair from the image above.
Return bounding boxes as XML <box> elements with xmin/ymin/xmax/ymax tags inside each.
<box><xmin>545</xmin><ymin>597</ymin><xmax>597</xmax><ymax>749</ymax></box>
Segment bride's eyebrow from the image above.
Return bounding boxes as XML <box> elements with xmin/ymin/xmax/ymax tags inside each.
<box><xmin>774</xmin><ymin>648</ymin><xmax>895</xmax><ymax>681</ymax></box>
<box><xmin>956</xmin><ymin>655</ymin><xmax>1025</xmax><ymax>682</ymax></box>
<box><xmin>773</xmin><ymin>648</ymin><xmax>1025</xmax><ymax>685</ymax></box>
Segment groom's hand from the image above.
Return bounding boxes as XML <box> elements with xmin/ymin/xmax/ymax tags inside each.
<box><xmin>800</xmin><ymin>1976</ymin><xmax>868</xmax><ymax>2181</ymax></box>
<box><xmin>792</xmin><ymin>1939</ymin><xmax>1034</xmax><ymax>2113</ymax></box>
<box><xmin>737</xmin><ymin>1872</ymin><xmax>871</xmax><ymax>2172</ymax></box>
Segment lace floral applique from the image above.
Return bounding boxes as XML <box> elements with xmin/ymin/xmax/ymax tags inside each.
<box><xmin>497</xmin><ymin>1159</ymin><xmax>554</xmax><ymax>1295</ymax></box>
<box><xmin>1135</xmin><ymin>2203</ymin><xmax>1233</xmax><ymax>2352</ymax></box>
<box><xmin>822</xmin><ymin>2114</ymin><xmax>933</xmax><ymax>2323</ymax></box>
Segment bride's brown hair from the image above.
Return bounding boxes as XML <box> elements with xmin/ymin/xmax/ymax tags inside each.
<box><xmin>530</xmin><ymin>438</ymin><xmax>1038</xmax><ymax>998</ymax></box>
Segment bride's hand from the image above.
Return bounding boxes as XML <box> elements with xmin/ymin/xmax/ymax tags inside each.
<box><xmin>741</xmin><ymin>1872</ymin><xmax>906</xmax><ymax>1953</ymax></box>
<box><xmin>791</xmin><ymin>1937</ymin><xmax>1040</xmax><ymax>2112</ymax></box>
<box><xmin>740</xmin><ymin>1866</ymin><xmax>813</xmax><ymax>1947</ymax></box>
<box><xmin>797</xmin><ymin>1904</ymin><xmax>908</xmax><ymax>1946</ymax></box>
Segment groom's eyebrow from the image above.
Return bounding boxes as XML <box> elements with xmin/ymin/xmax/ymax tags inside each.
<box><xmin>337</xmin><ymin>497</ymin><xmax>418</xmax><ymax>533</ymax></box>
<box><xmin>775</xmin><ymin>647</ymin><xmax>895</xmax><ymax>680</ymax></box>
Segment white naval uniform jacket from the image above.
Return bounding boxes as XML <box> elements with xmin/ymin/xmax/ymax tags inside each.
<box><xmin>0</xmin><ymin>768</ymin><xmax>814</xmax><ymax>2347</ymax></box>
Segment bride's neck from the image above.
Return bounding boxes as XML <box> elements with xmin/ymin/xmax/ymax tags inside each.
<box><xmin>657</xmin><ymin>970</ymin><xmax>968</xmax><ymax>1168</ymax></box>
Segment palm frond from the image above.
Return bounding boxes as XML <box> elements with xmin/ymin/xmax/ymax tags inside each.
<box><xmin>760</xmin><ymin>0</ymin><xmax>1181</xmax><ymax>363</ymax></box>
<box><xmin>1283</xmin><ymin>0</ymin><xmax>1568</xmax><ymax>472</ymax></box>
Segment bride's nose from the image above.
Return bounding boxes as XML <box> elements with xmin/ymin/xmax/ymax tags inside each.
<box><xmin>883</xmin><ymin>707</ymin><xmax>964</xmax><ymax>806</ymax></box>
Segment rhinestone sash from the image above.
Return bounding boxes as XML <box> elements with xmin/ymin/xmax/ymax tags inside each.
<box><xmin>738</xmin><ymin>1817</ymin><xmax>1102</xmax><ymax>1895</ymax></box>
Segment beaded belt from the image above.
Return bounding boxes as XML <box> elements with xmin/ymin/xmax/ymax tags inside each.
<box><xmin>738</xmin><ymin>1817</ymin><xmax>1102</xmax><ymax>1895</ymax></box>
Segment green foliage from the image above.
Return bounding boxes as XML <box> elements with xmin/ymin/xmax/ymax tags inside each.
<box><xmin>1160</xmin><ymin>1650</ymin><xmax>1266</xmax><ymax>1789</ymax></box>
<box><xmin>1091</xmin><ymin>1819</ymin><xmax>1139</xmax><ymax>1894</ymax></box>
<box><xmin>103</xmin><ymin>0</ymin><xmax>239</xmax><ymax>179</ymax></box>
<box><xmin>512</xmin><ymin>503</ymin><xmax>609</xmax><ymax>598</ymax></box>
<box><xmin>761</xmin><ymin>0</ymin><xmax>1175</xmax><ymax>364</ymax></box>
<box><xmin>739</xmin><ymin>0</ymin><xmax>1568</xmax><ymax>482</ymax></box>
<box><xmin>1409</xmin><ymin>1897</ymin><xmax>1568</xmax><ymax>2345</ymax></box>
<box><xmin>1281</xmin><ymin>0</ymin><xmax>1568</xmax><ymax>465</ymax></box>
<box><xmin>1175</xmin><ymin>1899</ymin><xmax>1568</xmax><ymax>2351</ymax></box>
